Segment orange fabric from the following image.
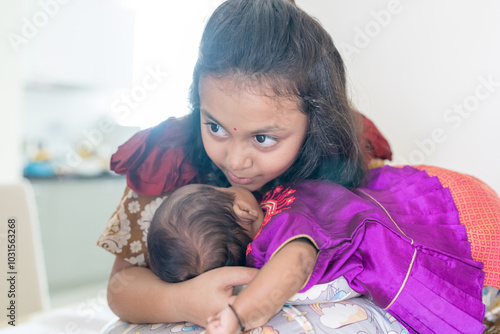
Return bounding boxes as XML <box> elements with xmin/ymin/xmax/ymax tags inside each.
<box><xmin>413</xmin><ymin>165</ymin><xmax>500</xmax><ymax>288</ymax></box>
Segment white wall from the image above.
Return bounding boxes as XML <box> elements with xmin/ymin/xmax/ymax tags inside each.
<box><xmin>4</xmin><ymin>0</ymin><xmax>499</xmax><ymax>192</ymax></box>
<box><xmin>297</xmin><ymin>0</ymin><xmax>500</xmax><ymax>195</ymax></box>
<box><xmin>0</xmin><ymin>1</ymin><xmax>23</xmax><ymax>184</ymax></box>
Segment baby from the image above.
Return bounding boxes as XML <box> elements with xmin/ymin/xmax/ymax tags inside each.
<box><xmin>148</xmin><ymin>165</ymin><xmax>490</xmax><ymax>334</ymax></box>
<box><xmin>147</xmin><ymin>184</ymin><xmax>264</xmax><ymax>283</ymax></box>
<box><xmin>148</xmin><ymin>182</ymin><xmax>316</xmax><ymax>333</ymax></box>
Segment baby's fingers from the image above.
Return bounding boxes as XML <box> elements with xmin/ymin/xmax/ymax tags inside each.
<box><xmin>206</xmin><ymin>315</ymin><xmax>221</xmax><ymax>333</ymax></box>
<box><xmin>207</xmin><ymin>315</ymin><xmax>219</xmax><ymax>326</ymax></box>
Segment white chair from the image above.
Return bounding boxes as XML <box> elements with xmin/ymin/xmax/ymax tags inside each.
<box><xmin>0</xmin><ymin>179</ymin><xmax>50</xmax><ymax>326</ymax></box>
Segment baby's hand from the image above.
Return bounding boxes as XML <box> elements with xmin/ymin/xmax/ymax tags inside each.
<box><xmin>206</xmin><ymin>305</ymin><xmax>240</xmax><ymax>334</ymax></box>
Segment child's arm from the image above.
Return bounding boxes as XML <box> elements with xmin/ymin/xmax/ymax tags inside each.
<box><xmin>206</xmin><ymin>238</ymin><xmax>317</xmax><ymax>333</ymax></box>
<box><xmin>107</xmin><ymin>256</ymin><xmax>258</xmax><ymax>326</ymax></box>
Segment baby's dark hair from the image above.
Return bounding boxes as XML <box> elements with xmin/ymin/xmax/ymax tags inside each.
<box><xmin>185</xmin><ymin>0</ymin><xmax>367</xmax><ymax>192</ymax></box>
<box><xmin>147</xmin><ymin>184</ymin><xmax>252</xmax><ymax>283</ymax></box>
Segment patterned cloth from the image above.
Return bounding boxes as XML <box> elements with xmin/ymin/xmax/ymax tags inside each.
<box><xmin>102</xmin><ymin>277</ymin><xmax>409</xmax><ymax>334</ymax></box>
<box><xmin>413</xmin><ymin>165</ymin><xmax>500</xmax><ymax>288</ymax></box>
<box><xmin>97</xmin><ymin>186</ymin><xmax>168</xmax><ymax>267</ymax></box>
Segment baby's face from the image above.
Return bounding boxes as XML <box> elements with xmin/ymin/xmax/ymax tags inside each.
<box><xmin>218</xmin><ymin>186</ymin><xmax>264</xmax><ymax>239</ymax></box>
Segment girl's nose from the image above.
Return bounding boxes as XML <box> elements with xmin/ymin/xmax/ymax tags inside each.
<box><xmin>227</xmin><ymin>143</ymin><xmax>252</xmax><ymax>171</ymax></box>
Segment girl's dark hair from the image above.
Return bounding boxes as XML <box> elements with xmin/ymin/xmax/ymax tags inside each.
<box><xmin>185</xmin><ymin>0</ymin><xmax>367</xmax><ymax>192</ymax></box>
<box><xmin>148</xmin><ymin>184</ymin><xmax>251</xmax><ymax>283</ymax></box>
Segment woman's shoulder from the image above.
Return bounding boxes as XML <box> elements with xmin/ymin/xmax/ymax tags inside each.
<box><xmin>110</xmin><ymin>116</ymin><xmax>199</xmax><ymax>196</ymax></box>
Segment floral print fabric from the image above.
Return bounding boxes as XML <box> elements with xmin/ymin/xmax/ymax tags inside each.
<box><xmin>97</xmin><ymin>187</ymin><xmax>167</xmax><ymax>267</ymax></box>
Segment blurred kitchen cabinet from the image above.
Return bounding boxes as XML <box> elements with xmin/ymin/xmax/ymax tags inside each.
<box><xmin>30</xmin><ymin>176</ymin><xmax>126</xmax><ymax>295</ymax></box>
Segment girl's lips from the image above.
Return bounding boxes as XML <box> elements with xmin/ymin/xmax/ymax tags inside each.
<box><xmin>227</xmin><ymin>171</ymin><xmax>254</xmax><ymax>185</ymax></box>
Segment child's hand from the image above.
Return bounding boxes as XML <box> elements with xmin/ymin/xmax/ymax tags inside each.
<box><xmin>206</xmin><ymin>305</ymin><xmax>240</xmax><ymax>334</ymax></box>
<box><xmin>179</xmin><ymin>266</ymin><xmax>257</xmax><ymax>326</ymax></box>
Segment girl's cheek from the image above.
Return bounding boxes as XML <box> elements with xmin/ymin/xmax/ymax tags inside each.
<box><xmin>203</xmin><ymin>136</ymin><xmax>223</xmax><ymax>163</ymax></box>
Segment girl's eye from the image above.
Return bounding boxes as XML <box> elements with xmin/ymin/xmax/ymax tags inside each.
<box><xmin>206</xmin><ymin>122</ymin><xmax>228</xmax><ymax>137</ymax></box>
<box><xmin>254</xmin><ymin>135</ymin><xmax>277</xmax><ymax>147</ymax></box>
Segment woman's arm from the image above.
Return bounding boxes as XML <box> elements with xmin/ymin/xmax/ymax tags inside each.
<box><xmin>107</xmin><ymin>256</ymin><xmax>258</xmax><ymax>326</ymax></box>
<box><xmin>206</xmin><ymin>239</ymin><xmax>317</xmax><ymax>333</ymax></box>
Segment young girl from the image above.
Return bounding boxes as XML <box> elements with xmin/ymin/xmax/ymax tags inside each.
<box><xmin>96</xmin><ymin>0</ymin><xmax>495</xmax><ymax>332</ymax></box>
<box><xmin>98</xmin><ymin>0</ymin><xmax>373</xmax><ymax>326</ymax></box>
<box><xmin>146</xmin><ymin>165</ymin><xmax>497</xmax><ymax>334</ymax></box>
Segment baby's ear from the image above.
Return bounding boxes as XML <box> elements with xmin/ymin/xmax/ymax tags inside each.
<box><xmin>233</xmin><ymin>202</ymin><xmax>259</xmax><ymax>224</ymax></box>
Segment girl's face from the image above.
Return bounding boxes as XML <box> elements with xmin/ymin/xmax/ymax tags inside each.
<box><xmin>200</xmin><ymin>76</ymin><xmax>308</xmax><ymax>192</ymax></box>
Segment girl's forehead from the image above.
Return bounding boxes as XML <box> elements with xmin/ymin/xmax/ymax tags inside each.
<box><xmin>199</xmin><ymin>75</ymin><xmax>303</xmax><ymax>122</ymax></box>
<box><xmin>200</xmin><ymin>75</ymin><xmax>299</xmax><ymax>104</ymax></box>
<box><xmin>200</xmin><ymin>73</ymin><xmax>272</xmax><ymax>92</ymax></box>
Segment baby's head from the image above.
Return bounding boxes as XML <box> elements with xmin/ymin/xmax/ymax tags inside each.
<box><xmin>148</xmin><ymin>184</ymin><xmax>263</xmax><ymax>283</ymax></box>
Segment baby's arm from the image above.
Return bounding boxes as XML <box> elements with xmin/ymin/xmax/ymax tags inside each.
<box><xmin>107</xmin><ymin>256</ymin><xmax>258</xmax><ymax>326</ymax></box>
<box><xmin>206</xmin><ymin>238</ymin><xmax>317</xmax><ymax>333</ymax></box>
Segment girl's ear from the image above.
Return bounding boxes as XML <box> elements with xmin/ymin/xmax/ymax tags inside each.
<box><xmin>233</xmin><ymin>202</ymin><xmax>259</xmax><ymax>224</ymax></box>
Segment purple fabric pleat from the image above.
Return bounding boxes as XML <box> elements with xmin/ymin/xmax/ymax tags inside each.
<box><xmin>248</xmin><ymin>165</ymin><xmax>486</xmax><ymax>333</ymax></box>
<box><xmin>352</xmin><ymin>166</ymin><xmax>486</xmax><ymax>333</ymax></box>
